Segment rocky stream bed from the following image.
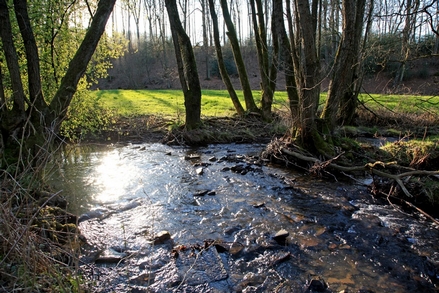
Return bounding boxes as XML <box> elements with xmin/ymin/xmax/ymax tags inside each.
<box><xmin>52</xmin><ymin>143</ymin><xmax>439</xmax><ymax>292</ymax></box>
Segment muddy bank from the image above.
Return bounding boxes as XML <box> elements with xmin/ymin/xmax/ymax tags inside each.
<box><xmin>65</xmin><ymin>143</ymin><xmax>439</xmax><ymax>292</ymax></box>
<box><xmin>82</xmin><ymin>115</ymin><xmax>286</xmax><ymax>146</ymax></box>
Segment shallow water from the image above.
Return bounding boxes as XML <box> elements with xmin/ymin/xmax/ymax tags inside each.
<box><xmin>50</xmin><ymin>143</ymin><xmax>439</xmax><ymax>292</ymax></box>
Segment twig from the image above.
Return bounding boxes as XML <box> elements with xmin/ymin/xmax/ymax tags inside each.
<box><xmin>175</xmin><ymin>242</ymin><xmax>215</xmax><ymax>291</ymax></box>
<box><xmin>383</xmin><ymin>190</ymin><xmax>439</xmax><ymax>227</ymax></box>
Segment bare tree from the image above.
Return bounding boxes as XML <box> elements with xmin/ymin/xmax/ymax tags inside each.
<box><xmin>249</xmin><ymin>0</ymin><xmax>277</xmax><ymax>120</ymax></box>
<box><xmin>178</xmin><ymin>0</ymin><xmax>189</xmax><ymax>30</ymax></box>
<box><xmin>165</xmin><ymin>0</ymin><xmax>202</xmax><ymax>129</ymax></box>
<box><xmin>272</xmin><ymin>0</ymin><xmax>299</xmax><ymax>122</ymax></box>
<box><xmin>123</xmin><ymin>0</ymin><xmax>142</xmax><ymax>50</ymax></box>
<box><xmin>200</xmin><ymin>0</ymin><xmax>211</xmax><ymax>80</ymax></box>
<box><xmin>220</xmin><ymin>0</ymin><xmax>259</xmax><ymax>113</ymax></box>
<box><xmin>208</xmin><ymin>0</ymin><xmax>245</xmax><ymax>115</ymax></box>
<box><xmin>395</xmin><ymin>0</ymin><xmax>421</xmax><ymax>85</ymax></box>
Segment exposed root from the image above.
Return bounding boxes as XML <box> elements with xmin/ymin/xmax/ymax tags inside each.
<box><xmin>262</xmin><ymin>137</ymin><xmax>439</xmax><ymax>222</ymax></box>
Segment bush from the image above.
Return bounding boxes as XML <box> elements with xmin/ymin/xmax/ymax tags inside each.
<box><xmin>60</xmin><ymin>89</ymin><xmax>116</xmax><ymax>141</ymax></box>
<box><xmin>0</xmin><ymin>142</ymin><xmax>82</xmax><ymax>292</ymax></box>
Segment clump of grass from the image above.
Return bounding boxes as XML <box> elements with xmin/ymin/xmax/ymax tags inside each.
<box><xmin>0</xmin><ymin>133</ymin><xmax>82</xmax><ymax>292</ymax></box>
<box><xmin>381</xmin><ymin>138</ymin><xmax>439</xmax><ymax>169</ymax></box>
<box><xmin>356</xmin><ymin>99</ymin><xmax>439</xmax><ymax>138</ymax></box>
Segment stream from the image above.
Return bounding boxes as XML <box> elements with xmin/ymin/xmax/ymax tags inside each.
<box><xmin>50</xmin><ymin>143</ymin><xmax>439</xmax><ymax>292</ymax></box>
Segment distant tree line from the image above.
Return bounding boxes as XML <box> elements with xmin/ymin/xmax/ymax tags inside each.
<box><xmin>115</xmin><ymin>0</ymin><xmax>439</xmax><ymax>83</ymax></box>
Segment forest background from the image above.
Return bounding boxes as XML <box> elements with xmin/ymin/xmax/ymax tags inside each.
<box><xmin>97</xmin><ymin>0</ymin><xmax>439</xmax><ymax>96</ymax></box>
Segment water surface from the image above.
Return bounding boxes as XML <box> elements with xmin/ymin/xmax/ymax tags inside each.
<box><xmin>51</xmin><ymin>143</ymin><xmax>439</xmax><ymax>292</ymax></box>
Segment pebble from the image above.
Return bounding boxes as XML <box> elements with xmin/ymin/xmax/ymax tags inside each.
<box><xmin>193</xmin><ymin>190</ymin><xmax>209</xmax><ymax>196</ymax></box>
<box><xmin>153</xmin><ymin>230</ymin><xmax>171</xmax><ymax>245</ymax></box>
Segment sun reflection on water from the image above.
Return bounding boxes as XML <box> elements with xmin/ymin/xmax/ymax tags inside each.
<box><xmin>91</xmin><ymin>150</ymin><xmax>142</xmax><ymax>203</ymax></box>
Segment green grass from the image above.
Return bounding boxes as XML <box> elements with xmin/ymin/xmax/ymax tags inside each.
<box><xmin>91</xmin><ymin>89</ymin><xmax>439</xmax><ymax>118</ymax></box>
<box><xmin>92</xmin><ymin>89</ymin><xmax>291</xmax><ymax>117</ymax></box>
<box><xmin>358</xmin><ymin>93</ymin><xmax>439</xmax><ymax>114</ymax></box>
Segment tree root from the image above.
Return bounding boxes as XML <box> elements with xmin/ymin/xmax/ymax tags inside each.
<box><xmin>262</xmin><ymin>138</ymin><xmax>439</xmax><ymax>224</ymax></box>
<box><xmin>279</xmin><ymin>146</ymin><xmax>439</xmax><ymax>197</ymax></box>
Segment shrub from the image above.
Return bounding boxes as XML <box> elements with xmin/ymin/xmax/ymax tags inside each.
<box><xmin>60</xmin><ymin>88</ymin><xmax>116</xmax><ymax>141</ymax></box>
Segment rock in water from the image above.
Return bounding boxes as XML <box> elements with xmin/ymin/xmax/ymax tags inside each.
<box><xmin>307</xmin><ymin>278</ymin><xmax>328</xmax><ymax>292</ymax></box>
<box><xmin>184</xmin><ymin>154</ymin><xmax>200</xmax><ymax>160</ymax></box>
<box><xmin>273</xmin><ymin>229</ymin><xmax>289</xmax><ymax>245</ymax></box>
<box><xmin>196</xmin><ymin>167</ymin><xmax>204</xmax><ymax>175</ymax></box>
<box><xmin>95</xmin><ymin>248</ymin><xmax>127</xmax><ymax>264</ymax></box>
<box><xmin>229</xmin><ymin>242</ymin><xmax>244</xmax><ymax>255</ymax></box>
<box><xmin>153</xmin><ymin>230</ymin><xmax>171</xmax><ymax>245</ymax></box>
<box><xmin>193</xmin><ymin>190</ymin><xmax>209</xmax><ymax>196</ymax></box>
<box><xmin>78</xmin><ymin>208</ymin><xmax>109</xmax><ymax>223</ymax></box>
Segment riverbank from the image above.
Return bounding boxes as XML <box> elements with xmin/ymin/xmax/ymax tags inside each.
<box><xmin>81</xmin><ymin>113</ymin><xmax>288</xmax><ymax>145</ymax></box>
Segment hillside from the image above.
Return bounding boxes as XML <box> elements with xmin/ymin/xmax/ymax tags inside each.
<box><xmin>93</xmin><ymin>48</ymin><xmax>439</xmax><ymax>96</ymax></box>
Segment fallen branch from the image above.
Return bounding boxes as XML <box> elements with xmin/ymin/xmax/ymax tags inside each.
<box><xmin>280</xmin><ymin>147</ymin><xmax>439</xmax><ymax>198</ymax></box>
<box><xmin>384</xmin><ymin>191</ymin><xmax>439</xmax><ymax>227</ymax></box>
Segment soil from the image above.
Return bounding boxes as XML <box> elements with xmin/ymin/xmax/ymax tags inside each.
<box><xmin>82</xmin><ymin>114</ymin><xmax>288</xmax><ymax>146</ymax></box>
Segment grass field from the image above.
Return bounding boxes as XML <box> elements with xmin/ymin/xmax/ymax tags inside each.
<box><xmin>358</xmin><ymin>93</ymin><xmax>439</xmax><ymax>115</ymax></box>
<box><xmin>92</xmin><ymin>89</ymin><xmax>293</xmax><ymax>117</ymax></box>
<box><xmin>91</xmin><ymin>89</ymin><xmax>439</xmax><ymax>118</ymax></box>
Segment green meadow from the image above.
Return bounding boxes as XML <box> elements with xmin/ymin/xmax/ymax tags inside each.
<box><xmin>358</xmin><ymin>93</ymin><xmax>439</xmax><ymax>114</ymax></box>
<box><xmin>92</xmin><ymin>89</ymin><xmax>290</xmax><ymax>117</ymax></box>
<box><xmin>90</xmin><ymin>89</ymin><xmax>439</xmax><ymax>118</ymax></box>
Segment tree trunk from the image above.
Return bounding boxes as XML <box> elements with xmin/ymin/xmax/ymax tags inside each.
<box><xmin>220</xmin><ymin>0</ymin><xmax>259</xmax><ymax>113</ymax></box>
<box><xmin>165</xmin><ymin>0</ymin><xmax>202</xmax><ymax>130</ymax></box>
<box><xmin>0</xmin><ymin>0</ymin><xmax>27</xmax><ymax>133</ymax></box>
<box><xmin>13</xmin><ymin>0</ymin><xmax>46</xmax><ymax>111</ymax></box>
<box><xmin>201</xmin><ymin>0</ymin><xmax>210</xmax><ymax>80</ymax></box>
<box><xmin>49</xmin><ymin>0</ymin><xmax>117</xmax><ymax>129</ymax></box>
<box><xmin>289</xmin><ymin>0</ymin><xmax>331</xmax><ymax>155</ymax></box>
<box><xmin>295</xmin><ymin>0</ymin><xmax>320</xmax><ymax>137</ymax></box>
<box><xmin>273</xmin><ymin>0</ymin><xmax>299</xmax><ymax>124</ymax></box>
<box><xmin>208</xmin><ymin>0</ymin><xmax>245</xmax><ymax>116</ymax></box>
<box><xmin>249</xmin><ymin>0</ymin><xmax>277</xmax><ymax>121</ymax></box>
<box><xmin>321</xmin><ymin>0</ymin><xmax>366</xmax><ymax>128</ymax></box>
